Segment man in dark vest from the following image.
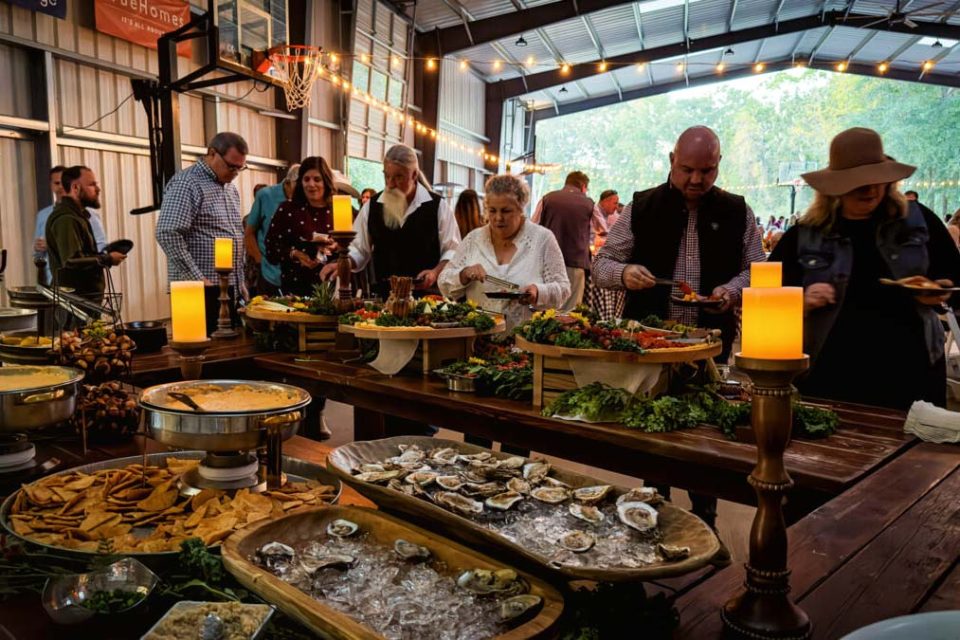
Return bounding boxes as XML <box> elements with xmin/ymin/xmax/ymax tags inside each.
<box><xmin>321</xmin><ymin>144</ymin><xmax>460</xmax><ymax>298</ymax></box>
<box><xmin>594</xmin><ymin>126</ymin><xmax>763</xmax><ymax>535</ymax></box>
<box><xmin>594</xmin><ymin>126</ymin><xmax>764</xmax><ymax>361</ymax></box>
<box><xmin>533</xmin><ymin>171</ymin><xmax>600</xmax><ymax>311</ymax></box>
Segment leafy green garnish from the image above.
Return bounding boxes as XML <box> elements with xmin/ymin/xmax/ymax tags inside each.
<box><xmin>80</xmin><ymin>588</ymin><xmax>144</xmax><ymax>613</ymax></box>
<box><xmin>542</xmin><ymin>382</ymin><xmax>632</xmax><ymax>422</ymax></box>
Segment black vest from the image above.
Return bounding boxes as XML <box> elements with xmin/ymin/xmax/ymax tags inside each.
<box><xmin>368</xmin><ymin>192</ymin><xmax>442</xmax><ymax>292</ymax></box>
<box><xmin>624</xmin><ymin>183</ymin><xmax>747</xmax><ymax>342</ymax></box>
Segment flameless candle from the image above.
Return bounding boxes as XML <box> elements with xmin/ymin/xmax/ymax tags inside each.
<box><xmin>751</xmin><ymin>262</ymin><xmax>782</xmax><ymax>288</ymax></box>
<box><xmin>741</xmin><ymin>287</ymin><xmax>803</xmax><ymax>359</ymax></box>
<box><xmin>170</xmin><ymin>281</ymin><xmax>207</xmax><ymax>342</ymax></box>
<box><xmin>214</xmin><ymin>238</ymin><xmax>233</xmax><ymax>271</ymax></box>
<box><xmin>332</xmin><ymin>195</ymin><xmax>353</xmax><ymax>232</ymax></box>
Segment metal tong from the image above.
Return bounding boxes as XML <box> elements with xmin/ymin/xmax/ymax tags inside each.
<box><xmin>484</xmin><ymin>275</ymin><xmax>520</xmax><ymax>291</ymax></box>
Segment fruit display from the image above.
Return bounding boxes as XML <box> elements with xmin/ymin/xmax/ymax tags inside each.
<box><xmin>72</xmin><ymin>381</ymin><xmax>140</xmax><ymax>441</ymax></box>
<box><xmin>515</xmin><ymin>309</ymin><xmax>695</xmax><ymax>353</ymax></box>
<box><xmin>339</xmin><ymin>295</ymin><xmax>497</xmax><ymax>332</ymax></box>
<box><xmin>58</xmin><ymin>321</ymin><xmax>136</xmax><ymax>383</ymax></box>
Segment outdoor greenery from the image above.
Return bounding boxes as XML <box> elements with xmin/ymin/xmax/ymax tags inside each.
<box><xmin>535</xmin><ymin>68</ymin><xmax>960</xmax><ymax>219</ymax></box>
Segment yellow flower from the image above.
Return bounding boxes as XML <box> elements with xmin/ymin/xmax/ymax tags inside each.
<box><xmin>466</xmin><ymin>299</ymin><xmax>478</xmax><ymax>309</ymax></box>
<box><xmin>468</xmin><ymin>357</ymin><xmax>487</xmax><ymax>365</ymax></box>
<box><xmin>569</xmin><ymin>311</ymin><xmax>591</xmax><ymax>327</ymax></box>
<box><xmin>292</xmin><ymin>302</ymin><xmax>307</xmax><ymax>309</ymax></box>
<box><xmin>251</xmin><ymin>295</ymin><xmax>264</xmax><ymax>305</ymax></box>
<box><xmin>544</xmin><ymin>309</ymin><xmax>557</xmax><ymax>320</ymax></box>
<box><xmin>466</xmin><ymin>311</ymin><xmax>477</xmax><ymax>320</ymax></box>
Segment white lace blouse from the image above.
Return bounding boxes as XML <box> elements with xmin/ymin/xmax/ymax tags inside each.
<box><xmin>438</xmin><ymin>221</ymin><xmax>571</xmax><ymax>329</ymax></box>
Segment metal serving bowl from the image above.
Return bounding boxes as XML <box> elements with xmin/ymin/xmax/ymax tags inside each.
<box><xmin>42</xmin><ymin>557</ymin><xmax>159</xmax><ymax>625</ymax></box>
<box><xmin>139</xmin><ymin>380</ymin><xmax>312</xmax><ymax>452</ymax></box>
<box><xmin>0</xmin><ymin>329</ymin><xmax>58</xmax><ymax>365</ymax></box>
<box><xmin>0</xmin><ymin>308</ymin><xmax>37</xmax><ymax>333</ymax></box>
<box><xmin>0</xmin><ymin>365</ymin><xmax>84</xmax><ymax>432</ymax></box>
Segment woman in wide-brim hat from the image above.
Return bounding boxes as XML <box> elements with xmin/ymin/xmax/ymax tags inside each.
<box><xmin>769</xmin><ymin>127</ymin><xmax>960</xmax><ymax>409</ymax></box>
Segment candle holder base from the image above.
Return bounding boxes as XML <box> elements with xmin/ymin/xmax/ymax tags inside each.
<box><xmin>722</xmin><ymin>353</ymin><xmax>811</xmax><ymax>640</ymax></box>
<box><xmin>211</xmin><ymin>269</ymin><xmax>239</xmax><ymax>339</ymax></box>
<box><xmin>169</xmin><ymin>339</ymin><xmax>212</xmax><ymax>380</ymax></box>
<box><xmin>331</xmin><ymin>230</ymin><xmax>358</xmax><ymax>308</ymax></box>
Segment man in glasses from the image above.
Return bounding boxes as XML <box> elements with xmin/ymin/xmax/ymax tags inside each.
<box><xmin>157</xmin><ymin>131</ymin><xmax>248</xmax><ymax>334</ymax></box>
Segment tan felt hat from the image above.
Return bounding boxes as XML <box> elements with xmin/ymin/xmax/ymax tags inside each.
<box><xmin>802</xmin><ymin>127</ymin><xmax>915</xmax><ymax>196</ymax></box>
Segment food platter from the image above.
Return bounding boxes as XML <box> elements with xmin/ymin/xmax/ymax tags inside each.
<box><xmin>670</xmin><ymin>295</ymin><xmax>724</xmax><ymax>308</ymax></box>
<box><xmin>222</xmin><ymin>505</ymin><xmax>564</xmax><ymax>640</ymax></box>
<box><xmin>0</xmin><ymin>365</ymin><xmax>84</xmax><ymax>431</ymax></box>
<box><xmin>244</xmin><ymin>304</ymin><xmax>339</xmax><ymax>325</ymax></box>
<box><xmin>0</xmin><ymin>451</ymin><xmax>342</xmax><ymax>563</ymax></box>
<box><xmin>515</xmin><ymin>335</ymin><xmax>721</xmax><ymax>364</ymax></box>
<box><xmin>328</xmin><ymin>436</ymin><xmax>721</xmax><ymax>583</ymax></box>
<box><xmin>339</xmin><ymin>314</ymin><xmax>507</xmax><ymax>341</ymax></box>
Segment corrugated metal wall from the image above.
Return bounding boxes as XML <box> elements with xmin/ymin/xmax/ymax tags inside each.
<box><xmin>0</xmin><ymin>0</ymin><xmax>339</xmax><ymax>321</ymax></box>
<box><xmin>437</xmin><ymin>59</ymin><xmax>489</xmax><ymax>194</ymax></box>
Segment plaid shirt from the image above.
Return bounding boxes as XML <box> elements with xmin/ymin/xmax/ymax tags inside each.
<box><xmin>156</xmin><ymin>160</ymin><xmax>245</xmax><ymax>286</ymax></box>
<box><xmin>594</xmin><ymin>194</ymin><xmax>763</xmax><ymax>325</ymax></box>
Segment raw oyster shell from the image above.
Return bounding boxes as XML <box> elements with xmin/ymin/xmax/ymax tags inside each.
<box><xmin>404</xmin><ymin>471</ymin><xmax>439</xmax><ymax>486</ymax></box>
<box><xmin>506</xmin><ymin>477</ymin><xmax>532</xmax><ymax>494</ymax></box>
<box><xmin>657</xmin><ymin>543</ymin><xmax>690</xmax><ymax>561</ymax></box>
<box><xmin>457</xmin><ymin>568</ymin><xmax>528</xmax><ymax>597</ymax></box>
<box><xmin>499</xmin><ymin>456</ymin><xmax>526</xmax><ymax>470</ymax></box>
<box><xmin>617</xmin><ymin>486</ymin><xmax>663</xmax><ymax>506</ymax></box>
<box><xmin>558</xmin><ymin>530</ymin><xmax>595</xmax><ymax>553</ymax></box>
<box><xmin>435</xmin><ymin>475</ymin><xmax>464</xmax><ymax>491</ymax></box>
<box><xmin>617</xmin><ymin>501</ymin><xmax>659</xmax><ymax>533</ymax></box>
<box><xmin>568</xmin><ymin>502</ymin><xmax>604</xmax><ymax>525</ymax></box>
<box><xmin>394</xmin><ymin>539</ymin><xmax>432</xmax><ymax>562</ymax></box>
<box><xmin>256</xmin><ymin>541</ymin><xmax>295</xmax><ymax>570</ymax></box>
<box><xmin>326</xmin><ymin>519</ymin><xmax>360</xmax><ymax>538</ymax></box>
<box><xmin>461</xmin><ymin>481</ymin><xmax>504</xmax><ymax>498</ymax></box>
<box><xmin>429</xmin><ymin>447</ymin><xmax>459</xmax><ymax>465</ymax></box>
<box><xmin>302</xmin><ymin>554</ymin><xmax>355</xmax><ymax>573</ymax></box>
<box><xmin>530</xmin><ymin>486</ymin><xmax>570</xmax><ymax>504</ymax></box>
<box><xmin>485</xmin><ymin>490</ymin><xmax>524</xmax><ymax>511</ymax></box>
<box><xmin>435</xmin><ymin>491</ymin><xmax>484</xmax><ymax>516</ymax></box>
<box><xmin>499</xmin><ymin>594</ymin><xmax>543</xmax><ymax>623</ymax></box>
<box><xmin>522</xmin><ymin>462</ymin><xmax>550</xmax><ymax>483</ymax></box>
<box><xmin>573</xmin><ymin>485</ymin><xmax>611</xmax><ymax>504</ymax></box>
<box><xmin>355</xmin><ymin>469</ymin><xmax>401</xmax><ymax>483</ymax></box>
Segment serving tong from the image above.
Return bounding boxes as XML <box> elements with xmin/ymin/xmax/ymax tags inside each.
<box><xmin>484</xmin><ymin>275</ymin><xmax>520</xmax><ymax>291</ymax></box>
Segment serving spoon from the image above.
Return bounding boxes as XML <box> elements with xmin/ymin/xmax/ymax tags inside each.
<box><xmin>168</xmin><ymin>391</ymin><xmax>204</xmax><ymax>412</ymax></box>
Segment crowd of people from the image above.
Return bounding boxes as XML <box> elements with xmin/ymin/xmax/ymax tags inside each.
<box><xmin>33</xmin><ymin>126</ymin><xmax>960</xmax><ymax>441</ymax></box>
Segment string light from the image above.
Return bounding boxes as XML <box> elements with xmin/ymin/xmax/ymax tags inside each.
<box><xmin>493</xmin><ymin>60</ymin><xmax>502</xmax><ymax>71</ymax></box>
<box><xmin>426</xmin><ymin>58</ymin><xmax>437</xmax><ymax>70</ymax></box>
<box><xmin>392</xmin><ymin>55</ymin><xmax>402</xmax><ymax>67</ymax></box>
<box><xmin>754</xmin><ymin>62</ymin><xmax>765</xmax><ymax>72</ymax></box>
<box><xmin>922</xmin><ymin>60</ymin><xmax>935</xmax><ymax>71</ymax></box>
<box><xmin>636</xmin><ymin>62</ymin><xmax>646</xmax><ymax>72</ymax></box>
<box><xmin>793</xmin><ymin>60</ymin><xmax>805</xmax><ymax>68</ymax></box>
<box><xmin>676</xmin><ymin>62</ymin><xmax>684</xmax><ymax>73</ymax></box>
<box><xmin>526</xmin><ymin>55</ymin><xmax>536</xmax><ymax>66</ymax></box>
<box><xmin>360</xmin><ymin>53</ymin><xmax>369</xmax><ymax>64</ymax></box>
<box><xmin>598</xmin><ymin>61</ymin><xmax>608</xmax><ymax>72</ymax></box>
<box><xmin>459</xmin><ymin>59</ymin><xmax>468</xmax><ymax>71</ymax></box>
<box><xmin>716</xmin><ymin>62</ymin><xmax>725</xmax><ymax>72</ymax></box>
<box><xmin>836</xmin><ymin>61</ymin><xmax>847</xmax><ymax>72</ymax></box>
<box><xmin>877</xmin><ymin>61</ymin><xmax>889</xmax><ymax>73</ymax></box>
<box><xmin>560</xmin><ymin>62</ymin><xmax>571</xmax><ymax>74</ymax></box>
<box><xmin>330</xmin><ymin>53</ymin><xmax>339</xmax><ymax>64</ymax></box>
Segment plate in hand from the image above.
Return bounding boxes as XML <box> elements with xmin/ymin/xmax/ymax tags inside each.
<box><xmin>103</xmin><ymin>239</ymin><xmax>134</xmax><ymax>255</ymax></box>
<box><xmin>670</xmin><ymin>295</ymin><xmax>724</xmax><ymax>308</ymax></box>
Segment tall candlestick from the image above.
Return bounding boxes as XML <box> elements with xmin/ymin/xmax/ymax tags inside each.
<box><xmin>332</xmin><ymin>195</ymin><xmax>353</xmax><ymax>232</ymax></box>
<box><xmin>214</xmin><ymin>238</ymin><xmax>233</xmax><ymax>271</ymax></box>
<box><xmin>741</xmin><ymin>287</ymin><xmax>803</xmax><ymax>360</ymax></box>
<box><xmin>170</xmin><ymin>281</ymin><xmax>207</xmax><ymax>342</ymax></box>
<box><xmin>751</xmin><ymin>262</ymin><xmax>782</xmax><ymax>288</ymax></box>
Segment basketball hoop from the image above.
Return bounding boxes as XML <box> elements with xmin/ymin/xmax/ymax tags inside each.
<box><xmin>267</xmin><ymin>45</ymin><xmax>325</xmax><ymax>111</ymax></box>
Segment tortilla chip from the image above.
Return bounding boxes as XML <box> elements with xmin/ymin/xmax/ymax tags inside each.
<box><xmin>189</xmin><ymin>488</ymin><xmax>220</xmax><ymax>511</ymax></box>
<box><xmin>183</xmin><ymin>502</ymin><xmax>209</xmax><ymax>529</ymax></box>
<box><xmin>80</xmin><ymin>511</ymin><xmax>119</xmax><ymax>532</ymax></box>
<box><xmin>136</xmin><ymin>480</ymin><xmax>179</xmax><ymax>512</ymax></box>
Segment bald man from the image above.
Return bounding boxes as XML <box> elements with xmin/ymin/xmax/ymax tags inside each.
<box><xmin>594</xmin><ymin>126</ymin><xmax>763</xmax><ymax>360</ymax></box>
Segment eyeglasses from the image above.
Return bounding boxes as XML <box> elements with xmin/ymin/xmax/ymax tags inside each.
<box><xmin>217</xmin><ymin>151</ymin><xmax>248</xmax><ymax>173</ymax></box>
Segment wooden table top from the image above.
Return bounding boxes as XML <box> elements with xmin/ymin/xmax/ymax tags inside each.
<box><xmin>130</xmin><ymin>334</ymin><xmax>262</xmax><ymax>384</ymax></box>
<box><xmin>254</xmin><ymin>353</ymin><xmax>912</xmax><ymax>511</ymax></box>
<box><xmin>674</xmin><ymin>441</ymin><xmax>960</xmax><ymax>638</ymax></box>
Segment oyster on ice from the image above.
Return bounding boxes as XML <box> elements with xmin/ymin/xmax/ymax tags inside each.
<box><xmin>658</xmin><ymin>543</ymin><xmax>690</xmax><ymax>561</ymax></box>
<box><xmin>435</xmin><ymin>491</ymin><xmax>484</xmax><ymax>516</ymax></box>
<box><xmin>326</xmin><ymin>519</ymin><xmax>360</xmax><ymax>538</ymax></box>
<box><xmin>485</xmin><ymin>490</ymin><xmax>524</xmax><ymax>511</ymax></box>
<box><xmin>530</xmin><ymin>486</ymin><xmax>570</xmax><ymax>504</ymax></box>
<box><xmin>354</xmin><ymin>469</ymin><xmax>402</xmax><ymax>484</ymax></box>
<box><xmin>572</xmin><ymin>485</ymin><xmax>611</xmax><ymax>504</ymax></box>
<box><xmin>506</xmin><ymin>477</ymin><xmax>532</xmax><ymax>494</ymax></box>
<box><xmin>568</xmin><ymin>502</ymin><xmax>604</xmax><ymax>525</ymax></box>
<box><xmin>499</xmin><ymin>594</ymin><xmax>543</xmax><ymax>623</ymax></box>
<box><xmin>617</xmin><ymin>501</ymin><xmax>659</xmax><ymax>533</ymax></box>
<box><xmin>256</xmin><ymin>541</ymin><xmax>295</xmax><ymax>570</ymax></box>
<box><xmin>522</xmin><ymin>462</ymin><xmax>550</xmax><ymax>483</ymax></box>
<box><xmin>457</xmin><ymin>568</ymin><xmax>529</xmax><ymax>597</ymax></box>
<box><xmin>301</xmin><ymin>554</ymin><xmax>356</xmax><ymax>573</ymax></box>
<box><xmin>461</xmin><ymin>481</ymin><xmax>504</xmax><ymax>498</ymax></box>
<box><xmin>404</xmin><ymin>471</ymin><xmax>439</xmax><ymax>486</ymax></box>
<box><xmin>394</xmin><ymin>539</ymin><xmax>432</xmax><ymax>562</ymax></box>
<box><xmin>435</xmin><ymin>475</ymin><xmax>464</xmax><ymax>491</ymax></box>
<box><xmin>429</xmin><ymin>447</ymin><xmax>459</xmax><ymax>465</ymax></box>
<box><xmin>617</xmin><ymin>486</ymin><xmax>663</xmax><ymax>506</ymax></box>
<box><xmin>558</xmin><ymin>530</ymin><xmax>595</xmax><ymax>553</ymax></box>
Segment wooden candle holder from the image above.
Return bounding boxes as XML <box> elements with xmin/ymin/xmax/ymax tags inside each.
<box><xmin>210</xmin><ymin>269</ymin><xmax>238</xmax><ymax>339</ymax></box>
<box><xmin>331</xmin><ymin>230</ymin><xmax>360</xmax><ymax>313</ymax></box>
<box><xmin>722</xmin><ymin>354</ymin><xmax>811</xmax><ymax>640</ymax></box>
<box><xmin>168</xmin><ymin>339</ymin><xmax>212</xmax><ymax>380</ymax></box>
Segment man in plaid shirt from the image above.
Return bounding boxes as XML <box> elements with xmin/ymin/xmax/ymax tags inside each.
<box><xmin>156</xmin><ymin>132</ymin><xmax>248</xmax><ymax>335</ymax></box>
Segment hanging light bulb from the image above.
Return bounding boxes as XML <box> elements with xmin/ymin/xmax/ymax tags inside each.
<box><xmin>877</xmin><ymin>61</ymin><xmax>889</xmax><ymax>73</ymax></box>
<box><xmin>922</xmin><ymin>60</ymin><xmax>935</xmax><ymax>71</ymax></box>
<box><xmin>330</xmin><ymin>53</ymin><xmax>339</xmax><ymax>64</ymax></box>
<box><xmin>459</xmin><ymin>59</ymin><xmax>468</xmax><ymax>71</ymax></box>
<box><xmin>636</xmin><ymin>62</ymin><xmax>646</xmax><ymax>72</ymax></box>
<box><xmin>754</xmin><ymin>62</ymin><xmax>765</xmax><ymax>72</ymax></box>
<box><xmin>426</xmin><ymin>58</ymin><xmax>437</xmax><ymax>71</ymax></box>
<box><xmin>560</xmin><ymin>62</ymin><xmax>570</xmax><ymax>74</ymax></box>
<box><xmin>526</xmin><ymin>55</ymin><xmax>536</xmax><ymax>66</ymax></box>
<box><xmin>676</xmin><ymin>62</ymin><xmax>684</xmax><ymax>73</ymax></box>
<box><xmin>716</xmin><ymin>62</ymin><xmax>726</xmax><ymax>73</ymax></box>
<box><xmin>598</xmin><ymin>60</ymin><xmax>608</xmax><ymax>72</ymax></box>
<box><xmin>493</xmin><ymin>59</ymin><xmax>503</xmax><ymax>71</ymax></box>
<box><xmin>836</xmin><ymin>61</ymin><xmax>847</xmax><ymax>72</ymax></box>
<box><xmin>360</xmin><ymin>53</ymin><xmax>369</xmax><ymax>63</ymax></box>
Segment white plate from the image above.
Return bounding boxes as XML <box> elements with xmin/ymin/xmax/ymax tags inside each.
<box><xmin>840</xmin><ymin>611</ymin><xmax>960</xmax><ymax>640</ymax></box>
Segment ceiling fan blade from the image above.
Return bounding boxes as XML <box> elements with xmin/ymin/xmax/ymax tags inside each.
<box><xmin>904</xmin><ymin>17</ymin><xmax>918</xmax><ymax>27</ymax></box>
<box><xmin>859</xmin><ymin>17</ymin><xmax>892</xmax><ymax>29</ymax></box>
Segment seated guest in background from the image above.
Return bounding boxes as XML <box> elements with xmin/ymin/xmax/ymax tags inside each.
<box><xmin>454</xmin><ymin>188</ymin><xmax>484</xmax><ymax>238</ymax></box>
<box><xmin>46</xmin><ymin>166</ymin><xmax>125</xmax><ymax>299</ymax></box>
<box><xmin>594</xmin><ymin>125</ymin><xmax>763</xmax><ymax>363</ymax></box>
<box><xmin>320</xmin><ymin>144</ymin><xmax>460</xmax><ymax>298</ymax></box>
<box><xmin>592</xmin><ymin>189</ymin><xmax>620</xmax><ymax>250</ymax></box>
<box><xmin>157</xmin><ymin>131</ymin><xmax>247</xmax><ymax>335</ymax></box>
<box><xmin>946</xmin><ymin>210</ymin><xmax>960</xmax><ymax>247</ymax></box>
<box><xmin>35</xmin><ymin>165</ymin><xmax>107</xmax><ymax>286</ymax></box>
<box><xmin>245</xmin><ymin>163</ymin><xmax>300</xmax><ymax>296</ymax></box>
<box><xmin>265</xmin><ymin>157</ymin><xmax>337</xmax><ymax>296</ymax></box>
<box><xmin>771</xmin><ymin>128</ymin><xmax>960</xmax><ymax>410</ymax></box>
<box><xmin>360</xmin><ymin>187</ymin><xmax>376</xmax><ymax>207</ymax></box>
<box><xmin>439</xmin><ymin>174</ymin><xmax>570</xmax><ymax>330</ymax></box>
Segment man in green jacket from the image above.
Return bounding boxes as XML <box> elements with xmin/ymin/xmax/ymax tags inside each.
<box><xmin>45</xmin><ymin>165</ymin><xmax>125</xmax><ymax>298</ymax></box>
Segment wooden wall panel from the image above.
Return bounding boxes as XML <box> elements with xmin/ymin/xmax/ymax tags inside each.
<box><xmin>219</xmin><ymin>101</ymin><xmax>277</xmax><ymax>158</ymax></box>
<box><xmin>0</xmin><ymin>138</ymin><xmax>38</xmax><ymax>289</ymax></box>
<box><xmin>308</xmin><ymin>124</ymin><xmax>335</xmax><ymax>162</ymax></box>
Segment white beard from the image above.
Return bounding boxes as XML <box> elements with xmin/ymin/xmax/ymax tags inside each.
<box><xmin>381</xmin><ymin>188</ymin><xmax>408</xmax><ymax>230</ymax></box>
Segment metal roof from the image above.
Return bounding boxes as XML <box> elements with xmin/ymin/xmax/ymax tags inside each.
<box><xmin>406</xmin><ymin>0</ymin><xmax>960</xmax><ymax>115</ymax></box>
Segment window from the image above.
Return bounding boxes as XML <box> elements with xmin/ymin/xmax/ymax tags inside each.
<box><xmin>370</xmin><ymin>69</ymin><xmax>388</xmax><ymax>101</ymax></box>
<box><xmin>388</xmin><ymin>77</ymin><xmax>403</xmax><ymax>107</ymax></box>
<box><xmin>352</xmin><ymin>60</ymin><xmax>370</xmax><ymax>93</ymax></box>
<box><xmin>348</xmin><ymin>157</ymin><xmax>385</xmax><ymax>193</ymax></box>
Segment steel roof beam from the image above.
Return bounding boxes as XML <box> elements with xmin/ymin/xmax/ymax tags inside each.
<box><xmin>728</xmin><ymin>0</ymin><xmax>740</xmax><ymax>31</ymax></box>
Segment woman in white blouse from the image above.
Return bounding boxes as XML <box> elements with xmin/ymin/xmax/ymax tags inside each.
<box><xmin>439</xmin><ymin>175</ymin><xmax>570</xmax><ymax>329</ymax></box>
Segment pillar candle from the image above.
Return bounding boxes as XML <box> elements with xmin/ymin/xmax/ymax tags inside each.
<box><xmin>332</xmin><ymin>195</ymin><xmax>353</xmax><ymax>232</ymax></box>
<box><xmin>751</xmin><ymin>262</ymin><xmax>782</xmax><ymax>288</ymax></box>
<box><xmin>214</xmin><ymin>238</ymin><xmax>233</xmax><ymax>271</ymax></box>
<box><xmin>741</xmin><ymin>287</ymin><xmax>803</xmax><ymax>359</ymax></box>
<box><xmin>170</xmin><ymin>281</ymin><xmax>207</xmax><ymax>342</ymax></box>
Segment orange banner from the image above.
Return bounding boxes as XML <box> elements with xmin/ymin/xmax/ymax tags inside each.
<box><xmin>95</xmin><ymin>0</ymin><xmax>192</xmax><ymax>57</ymax></box>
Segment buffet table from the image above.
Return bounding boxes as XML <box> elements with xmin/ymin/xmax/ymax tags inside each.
<box><xmin>254</xmin><ymin>352</ymin><xmax>912</xmax><ymax>519</ymax></box>
<box><xmin>673</xmin><ymin>441</ymin><xmax>960</xmax><ymax>639</ymax></box>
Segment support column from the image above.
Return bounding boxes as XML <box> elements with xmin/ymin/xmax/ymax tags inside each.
<box><xmin>335</xmin><ymin>0</ymin><xmax>357</xmax><ymax>171</ymax></box>
<box><xmin>413</xmin><ymin>38</ymin><xmax>441</xmax><ymax>184</ymax></box>
<box><xmin>484</xmin><ymin>81</ymin><xmax>504</xmax><ymax>173</ymax></box>
<box><xmin>158</xmin><ymin>31</ymin><xmax>183</xmax><ymax>185</ymax></box>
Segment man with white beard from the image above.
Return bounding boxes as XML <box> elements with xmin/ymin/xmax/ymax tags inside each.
<box><xmin>320</xmin><ymin>144</ymin><xmax>460</xmax><ymax>297</ymax></box>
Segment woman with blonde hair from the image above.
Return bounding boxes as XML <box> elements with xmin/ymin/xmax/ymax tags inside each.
<box><xmin>770</xmin><ymin>128</ymin><xmax>960</xmax><ymax>408</ymax></box>
<box><xmin>454</xmin><ymin>189</ymin><xmax>484</xmax><ymax>238</ymax></box>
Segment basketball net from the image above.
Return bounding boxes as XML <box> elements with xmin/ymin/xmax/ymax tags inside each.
<box><xmin>268</xmin><ymin>45</ymin><xmax>325</xmax><ymax>111</ymax></box>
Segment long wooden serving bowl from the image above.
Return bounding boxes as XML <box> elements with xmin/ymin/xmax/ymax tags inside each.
<box><xmin>222</xmin><ymin>505</ymin><xmax>564</xmax><ymax>640</ymax></box>
<box><xmin>515</xmin><ymin>335</ymin><xmax>722</xmax><ymax>364</ymax></box>
<box><xmin>340</xmin><ymin>314</ymin><xmax>507</xmax><ymax>341</ymax></box>
<box><xmin>328</xmin><ymin>436</ymin><xmax>721</xmax><ymax>583</ymax></box>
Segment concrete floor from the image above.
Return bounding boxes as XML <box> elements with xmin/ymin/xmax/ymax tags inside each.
<box><xmin>322</xmin><ymin>399</ymin><xmax>755</xmax><ymax>563</ymax></box>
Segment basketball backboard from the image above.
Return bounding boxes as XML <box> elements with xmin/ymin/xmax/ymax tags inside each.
<box><xmin>213</xmin><ymin>0</ymin><xmax>288</xmax><ymax>72</ymax></box>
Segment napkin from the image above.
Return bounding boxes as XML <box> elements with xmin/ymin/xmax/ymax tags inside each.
<box><xmin>568</xmin><ymin>360</ymin><xmax>666</xmax><ymax>396</ymax></box>
<box><xmin>368</xmin><ymin>338</ymin><xmax>420</xmax><ymax>375</ymax></box>
<box><xmin>904</xmin><ymin>401</ymin><xmax>960</xmax><ymax>443</ymax></box>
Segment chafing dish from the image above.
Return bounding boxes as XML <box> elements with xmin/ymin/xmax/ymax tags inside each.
<box><xmin>0</xmin><ymin>308</ymin><xmax>36</xmax><ymax>332</ymax></box>
<box><xmin>0</xmin><ymin>365</ymin><xmax>84</xmax><ymax>431</ymax></box>
<box><xmin>139</xmin><ymin>380</ymin><xmax>312</xmax><ymax>451</ymax></box>
<box><xmin>0</xmin><ymin>329</ymin><xmax>57</xmax><ymax>365</ymax></box>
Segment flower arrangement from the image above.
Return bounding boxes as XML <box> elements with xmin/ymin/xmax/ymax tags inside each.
<box><xmin>339</xmin><ymin>296</ymin><xmax>496</xmax><ymax>332</ymax></box>
<box><xmin>515</xmin><ymin>307</ymin><xmax>693</xmax><ymax>353</ymax></box>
